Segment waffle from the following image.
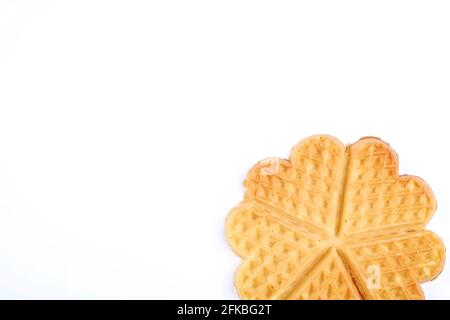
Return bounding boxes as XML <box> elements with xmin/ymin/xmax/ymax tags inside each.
<box><xmin>226</xmin><ymin>135</ymin><xmax>445</xmax><ymax>300</ymax></box>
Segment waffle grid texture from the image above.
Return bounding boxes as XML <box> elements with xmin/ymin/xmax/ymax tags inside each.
<box><xmin>226</xmin><ymin>135</ymin><xmax>445</xmax><ymax>300</ymax></box>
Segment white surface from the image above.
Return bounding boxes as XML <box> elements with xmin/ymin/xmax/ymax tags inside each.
<box><xmin>0</xmin><ymin>0</ymin><xmax>449</xmax><ymax>299</ymax></box>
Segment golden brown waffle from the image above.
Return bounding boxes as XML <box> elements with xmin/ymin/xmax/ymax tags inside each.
<box><xmin>226</xmin><ymin>135</ymin><xmax>445</xmax><ymax>300</ymax></box>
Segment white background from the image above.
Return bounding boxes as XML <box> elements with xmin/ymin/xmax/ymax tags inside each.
<box><xmin>0</xmin><ymin>0</ymin><xmax>449</xmax><ymax>299</ymax></box>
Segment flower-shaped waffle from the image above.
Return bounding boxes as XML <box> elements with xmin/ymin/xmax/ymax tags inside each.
<box><xmin>226</xmin><ymin>135</ymin><xmax>445</xmax><ymax>300</ymax></box>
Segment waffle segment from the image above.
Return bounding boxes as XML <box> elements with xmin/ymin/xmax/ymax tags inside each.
<box><xmin>345</xmin><ymin>230</ymin><xmax>445</xmax><ymax>299</ymax></box>
<box><xmin>285</xmin><ymin>248</ymin><xmax>362</xmax><ymax>300</ymax></box>
<box><xmin>340</xmin><ymin>138</ymin><xmax>436</xmax><ymax>237</ymax></box>
<box><xmin>245</xmin><ymin>135</ymin><xmax>346</xmax><ymax>235</ymax></box>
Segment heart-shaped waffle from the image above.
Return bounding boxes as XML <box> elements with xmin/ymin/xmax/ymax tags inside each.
<box><xmin>226</xmin><ymin>135</ymin><xmax>445</xmax><ymax>300</ymax></box>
